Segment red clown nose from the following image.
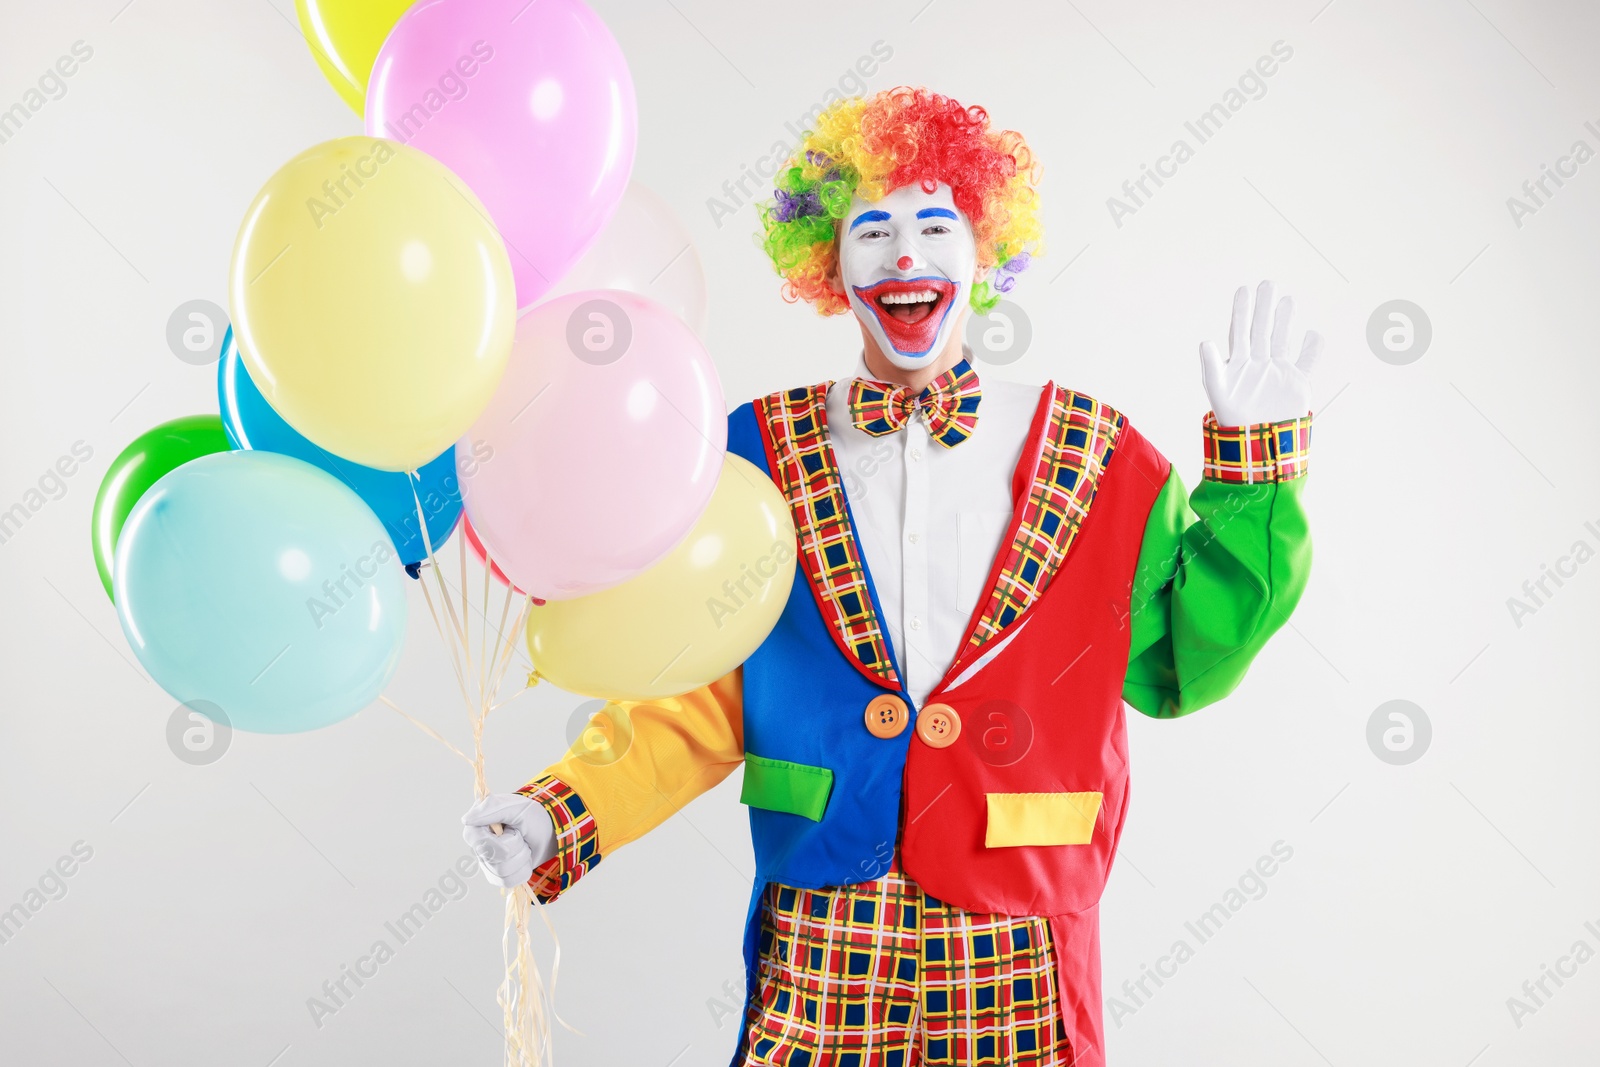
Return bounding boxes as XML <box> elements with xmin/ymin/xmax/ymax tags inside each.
<box><xmin>897</xmin><ymin>255</ymin><xmax>913</xmax><ymax>270</ymax></box>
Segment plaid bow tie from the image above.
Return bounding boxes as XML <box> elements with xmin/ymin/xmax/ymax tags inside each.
<box><xmin>847</xmin><ymin>358</ymin><xmax>983</xmax><ymax>448</ymax></box>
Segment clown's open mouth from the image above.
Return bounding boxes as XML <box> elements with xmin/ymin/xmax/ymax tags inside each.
<box><xmin>853</xmin><ymin>277</ymin><xmax>958</xmax><ymax>355</ymax></box>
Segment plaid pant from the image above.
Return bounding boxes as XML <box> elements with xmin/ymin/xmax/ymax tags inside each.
<box><xmin>739</xmin><ymin>864</ymin><xmax>1073</xmax><ymax>1066</ymax></box>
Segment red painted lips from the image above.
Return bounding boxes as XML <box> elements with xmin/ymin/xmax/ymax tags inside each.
<box><xmin>853</xmin><ymin>277</ymin><xmax>958</xmax><ymax>358</ymax></box>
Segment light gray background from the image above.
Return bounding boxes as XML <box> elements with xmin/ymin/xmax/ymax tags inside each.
<box><xmin>3</xmin><ymin>0</ymin><xmax>1597</xmax><ymax>1064</ymax></box>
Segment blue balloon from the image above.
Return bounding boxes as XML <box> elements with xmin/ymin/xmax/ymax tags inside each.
<box><xmin>113</xmin><ymin>451</ymin><xmax>408</xmax><ymax>734</ymax></box>
<box><xmin>218</xmin><ymin>327</ymin><xmax>462</xmax><ymax>567</ymax></box>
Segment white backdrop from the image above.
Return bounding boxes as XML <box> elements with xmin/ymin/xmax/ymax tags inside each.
<box><xmin>2</xmin><ymin>1</ymin><xmax>1597</xmax><ymax>1064</ymax></box>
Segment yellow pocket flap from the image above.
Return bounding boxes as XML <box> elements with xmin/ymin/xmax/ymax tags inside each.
<box><xmin>985</xmin><ymin>792</ymin><xmax>1103</xmax><ymax>848</ymax></box>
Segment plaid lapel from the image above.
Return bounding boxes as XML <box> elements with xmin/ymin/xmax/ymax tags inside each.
<box><xmin>755</xmin><ymin>384</ymin><xmax>901</xmax><ymax>690</ymax></box>
<box><xmin>956</xmin><ymin>386</ymin><xmax>1127</xmax><ymax>659</ymax></box>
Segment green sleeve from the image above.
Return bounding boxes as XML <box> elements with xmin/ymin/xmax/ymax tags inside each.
<box><xmin>1122</xmin><ymin>464</ymin><xmax>1312</xmax><ymax>718</ymax></box>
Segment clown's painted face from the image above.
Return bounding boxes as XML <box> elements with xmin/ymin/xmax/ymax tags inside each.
<box><xmin>836</xmin><ymin>181</ymin><xmax>977</xmax><ymax>370</ymax></box>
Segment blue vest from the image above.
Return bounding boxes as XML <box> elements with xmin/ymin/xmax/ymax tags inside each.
<box><xmin>727</xmin><ymin>399</ymin><xmax>913</xmax><ymax>887</ymax></box>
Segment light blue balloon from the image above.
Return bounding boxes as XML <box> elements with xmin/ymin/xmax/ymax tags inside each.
<box><xmin>217</xmin><ymin>327</ymin><xmax>462</xmax><ymax>567</ymax></box>
<box><xmin>113</xmin><ymin>450</ymin><xmax>408</xmax><ymax>734</ymax></box>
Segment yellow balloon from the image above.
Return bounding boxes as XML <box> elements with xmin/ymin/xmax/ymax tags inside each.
<box><xmin>526</xmin><ymin>455</ymin><xmax>798</xmax><ymax>701</ymax></box>
<box><xmin>228</xmin><ymin>136</ymin><xmax>515</xmax><ymax>472</ymax></box>
<box><xmin>295</xmin><ymin>0</ymin><xmax>415</xmax><ymax>114</ymax></box>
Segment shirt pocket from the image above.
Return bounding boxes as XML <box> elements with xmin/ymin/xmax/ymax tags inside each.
<box><xmin>956</xmin><ymin>509</ymin><xmax>1013</xmax><ymax>618</ymax></box>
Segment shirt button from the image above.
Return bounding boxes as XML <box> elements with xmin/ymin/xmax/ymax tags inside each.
<box><xmin>864</xmin><ymin>694</ymin><xmax>909</xmax><ymax>739</ymax></box>
<box><xmin>907</xmin><ymin>533</ymin><xmax>920</xmax><ymax>544</ymax></box>
<box><xmin>909</xmin><ymin>448</ymin><xmax>922</xmax><ymax>461</ymax></box>
<box><xmin>917</xmin><ymin>704</ymin><xmax>962</xmax><ymax>749</ymax></box>
<box><xmin>910</xmin><ymin>616</ymin><xmax>922</xmax><ymax>631</ymax></box>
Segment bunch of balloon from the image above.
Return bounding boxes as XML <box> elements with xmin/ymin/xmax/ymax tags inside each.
<box><xmin>105</xmin><ymin>113</ymin><xmax>514</xmax><ymax>732</ymax></box>
<box><xmin>286</xmin><ymin>2</ymin><xmax>764</xmax><ymax>1063</ymax></box>
<box><xmin>93</xmin><ymin>2</ymin><xmax>793</xmax><ymax>1063</ymax></box>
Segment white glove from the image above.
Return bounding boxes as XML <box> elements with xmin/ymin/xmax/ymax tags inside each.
<box><xmin>1199</xmin><ymin>280</ymin><xmax>1322</xmax><ymax>427</ymax></box>
<box><xmin>461</xmin><ymin>793</ymin><xmax>559</xmax><ymax>888</ymax></box>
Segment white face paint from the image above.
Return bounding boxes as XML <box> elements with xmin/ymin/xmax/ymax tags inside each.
<box><xmin>836</xmin><ymin>182</ymin><xmax>977</xmax><ymax>370</ymax></box>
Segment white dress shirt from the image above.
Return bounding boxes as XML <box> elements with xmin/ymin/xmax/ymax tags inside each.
<box><xmin>824</xmin><ymin>357</ymin><xmax>1043</xmax><ymax>706</ymax></box>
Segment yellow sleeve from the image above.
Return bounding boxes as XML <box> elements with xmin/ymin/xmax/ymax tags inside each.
<box><xmin>531</xmin><ymin>668</ymin><xmax>745</xmax><ymax>854</ymax></box>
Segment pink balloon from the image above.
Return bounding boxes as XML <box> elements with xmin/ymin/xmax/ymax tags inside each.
<box><xmin>366</xmin><ymin>0</ymin><xmax>638</xmax><ymax>309</ymax></box>
<box><xmin>459</xmin><ymin>291</ymin><xmax>726</xmax><ymax>600</ymax></box>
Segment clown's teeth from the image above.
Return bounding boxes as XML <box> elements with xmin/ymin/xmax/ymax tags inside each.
<box><xmin>878</xmin><ymin>290</ymin><xmax>940</xmax><ymax>304</ymax></box>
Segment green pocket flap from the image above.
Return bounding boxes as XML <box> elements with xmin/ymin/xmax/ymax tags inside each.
<box><xmin>740</xmin><ymin>753</ymin><xmax>833</xmax><ymax>822</ymax></box>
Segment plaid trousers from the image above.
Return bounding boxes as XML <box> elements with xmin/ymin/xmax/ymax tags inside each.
<box><xmin>738</xmin><ymin>863</ymin><xmax>1073</xmax><ymax>1066</ymax></box>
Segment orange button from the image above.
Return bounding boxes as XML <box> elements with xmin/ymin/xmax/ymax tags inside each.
<box><xmin>917</xmin><ymin>703</ymin><xmax>962</xmax><ymax>749</ymax></box>
<box><xmin>865</xmin><ymin>694</ymin><xmax>909</xmax><ymax>738</ymax></box>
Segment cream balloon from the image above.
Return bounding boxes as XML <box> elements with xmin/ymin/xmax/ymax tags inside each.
<box><xmin>538</xmin><ymin>182</ymin><xmax>709</xmax><ymax>336</ymax></box>
<box><xmin>525</xmin><ymin>455</ymin><xmax>796</xmax><ymax>701</ymax></box>
<box><xmin>229</xmin><ymin>136</ymin><xmax>516</xmax><ymax>472</ymax></box>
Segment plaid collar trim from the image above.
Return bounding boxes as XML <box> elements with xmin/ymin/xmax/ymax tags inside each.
<box><xmin>845</xmin><ymin>358</ymin><xmax>983</xmax><ymax>448</ymax></box>
<box><xmin>955</xmin><ymin>386</ymin><xmax>1127</xmax><ymax>659</ymax></box>
<box><xmin>754</xmin><ymin>383</ymin><xmax>900</xmax><ymax>689</ymax></box>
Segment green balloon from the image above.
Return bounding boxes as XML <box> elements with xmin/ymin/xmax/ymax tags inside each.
<box><xmin>91</xmin><ymin>415</ymin><xmax>232</xmax><ymax>599</ymax></box>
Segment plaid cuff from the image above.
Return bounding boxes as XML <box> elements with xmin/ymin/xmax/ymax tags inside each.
<box><xmin>1202</xmin><ymin>411</ymin><xmax>1312</xmax><ymax>484</ymax></box>
<box><xmin>516</xmin><ymin>774</ymin><xmax>601</xmax><ymax>904</ymax></box>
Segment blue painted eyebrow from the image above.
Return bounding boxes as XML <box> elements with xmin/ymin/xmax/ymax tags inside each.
<box><xmin>916</xmin><ymin>207</ymin><xmax>959</xmax><ymax>221</ymax></box>
<box><xmin>848</xmin><ymin>209</ymin><xmax>891</xmax><ymax>231</ymax></box>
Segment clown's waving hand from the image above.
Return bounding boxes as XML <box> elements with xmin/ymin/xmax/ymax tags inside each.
<box><xmin>1202</xmin><ymin>280</ymin><xmax>1323</xmax><ymax>426</ymax></box>
<box><xmin>465</xmin><ymin>86</ymin><xmax>1318</xmax><ymax>1067</ymax></box>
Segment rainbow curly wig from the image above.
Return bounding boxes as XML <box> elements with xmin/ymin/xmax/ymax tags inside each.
<box><xmin>759</xmin><ymin>86</ymin><xmax>1043</xmax><ymax>317</ymax></box>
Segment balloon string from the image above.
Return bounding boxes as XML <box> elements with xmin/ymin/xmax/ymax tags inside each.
<box><xmin>433</xmin><ymin>536</ymin><xmax>471</xmax><ymax>666</ymax></box>
<box><xmin>490</xmin><ymin>589</ymin><xmax>530</xmax><ymax>700</ymax></box>
<box><xmin>490</xmin><ymin>578</ymin><xmax>517</xmax><ymax>687</ymax></box>
<box><xmin>418</xmin><ymin>575</ymin><xmax>472</xmax><ymax>709</ymax></box>
<box><xmin>397</xmin><ymin>474</ymin><xmax>556</xmax><ymax>1066</ymax></box>
<box><xmin>460</xmin><ymin>528</ymin><xmax>475</xmax><ymax>701</ymax></box>
<box><xmin>475</xmin><ymin>535</ymin><xmax>530</xmax><ymax>715</ymax></box>
<box><xmin>479</xmin><ymin>534</ymin><xmax>492</xmax><ymax>711</ymax></box>
<box><xmin>377</xmin><ymin>695</ymin><xmax>473</xmax><ymax>766</ymax></box>
<box><xmin>417</xmin><ymin>571</ymin><xmax>482</xmax><ymax>790</ymax></box>
<box><xmin>407</xmin><ymin>479</ymin><xmax>483</xmax><ymax>793</ymax></box>
<box><xmin>486</xmin><ymin>588</ymin><xmax>534</xmax><ymax>716</ymax></box>
<box><xmin>405</xmin><ymin>483</ymin><xmax>473</xmax><ymax>709</ymax></box>
<box><xmin>535</xmin><ymin>897</ymin><xmax>583</xmax><ymax>1039</ymax></box>
<box><xmin>469</xmin><ymin>528</ymin><xmax>533</xmax><ymax>695</ymax></box>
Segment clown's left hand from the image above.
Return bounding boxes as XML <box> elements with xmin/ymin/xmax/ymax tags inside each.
<box><xmin>1199</xmin><ymin>281</ymin><xmax>1322</xmax><ymax>426</ymax></box>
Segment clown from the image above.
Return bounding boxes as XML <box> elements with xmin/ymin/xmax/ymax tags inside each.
<box><xmin>465</xmin><ymin>86</ymin><xmax>1319</xmax><ymax>1066</ymax></box>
